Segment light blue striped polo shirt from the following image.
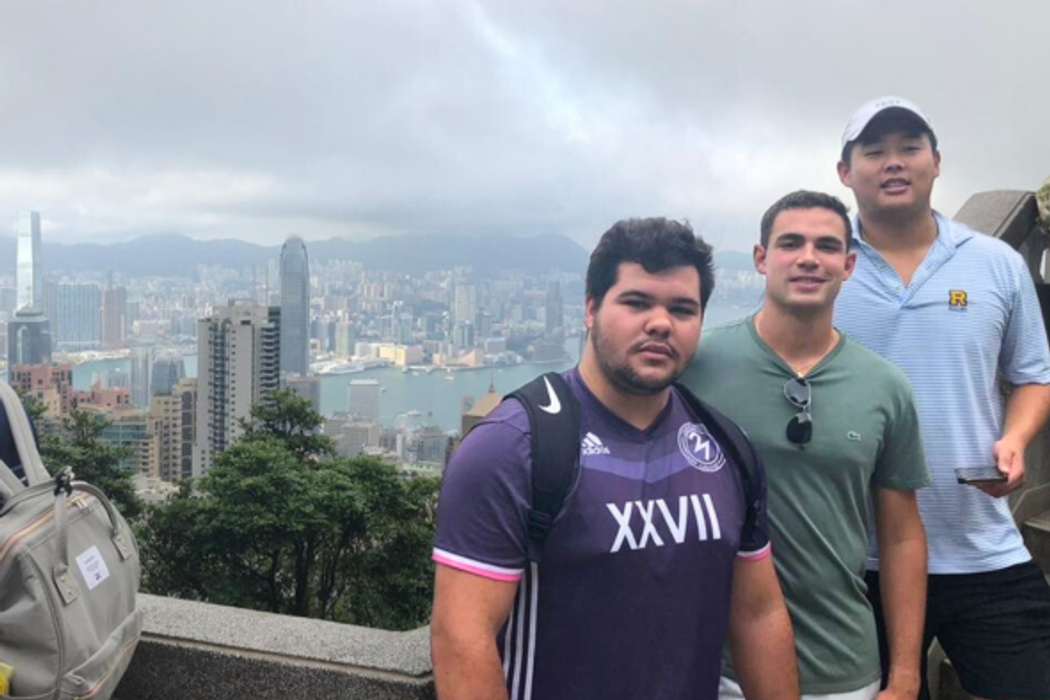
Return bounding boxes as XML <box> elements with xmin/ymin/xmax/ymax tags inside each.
<box><xmin>835</xmin><ymin>211</ymin><xmax>1050</xmax><ymax>574</ymax></box>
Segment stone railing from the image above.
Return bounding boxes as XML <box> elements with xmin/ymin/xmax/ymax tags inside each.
<box><xmin>116</xmin><ymin>594</ymin><xmax>435</xmax><ymax>700</ymax></box>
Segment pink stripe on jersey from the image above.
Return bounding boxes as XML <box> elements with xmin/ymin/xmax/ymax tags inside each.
<box><xmin>736</xmin><ymin>542</ymin><xmax>772</xmax><ymax>562</ymax></box>
<box><xmin>433</xmin><ymin>548</ymin><xmax>524</xmax><ymax>582</ymax></box>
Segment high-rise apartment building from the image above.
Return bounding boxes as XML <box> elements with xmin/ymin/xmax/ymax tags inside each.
<box><xmin>7</xmin><ymin>309</ymin><xmax>51</xmax><ymax>378</ymax></box>
<box><xmin>151</xmin><ymin>355</ymin><xmax>185</xmax><ymax>396</ymax></box>
<box><xmin>347</xmin><ymin>379</ymin><xmax>381</xmax><ymax>421</ymax></box>
<box><xmin>15</xmin><ymin>212</ymin><xmax>42</xmax><ymax>311</ymax></box>
<box><xmin>149</xmin><ymin>378</ymin><xmax>197</xmax><ymax>482</ymax></box>
<box><xmin>9</xmin><ymin>363</ymin><xmax>73</xmax><ymax>417</ymax></box>
<box><xmin>44</xmin><ymin>283</ymin><xmax>102</xmax><ymax>348</ymax></box>
<box><xmin>101</xmin><ymin>285</ymin><xmax>128</xmax><ymax>348</ymax></box>
<box><xmin>192</xmin><ymin>303</ymin><xmax>280</xmax><ymax>476</ymax></box>
<box><xmin>279</xmin><ymin>236</ymin><xmax>310</xmax><ymax>376</ymax></box>
<box><xmin>545</xmin><ymin>280</ymin><xmax>564</xmax><ymax>335</ymax></box>
<box><xmin>454</xmin><ymin>283</ymin><xmax>476</xmax><ymax>328</ymax></box>
<box><xmin>334</xmin><ymin>320</ymin><xmax>354</xmax><ymax>357</ymax></box>
<box><xmin>130</xmin><ymin>345</ymin><xmax>153</xmax><ymax>408</ymax></box>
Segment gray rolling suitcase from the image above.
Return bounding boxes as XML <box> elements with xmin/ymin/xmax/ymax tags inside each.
<box><xmin>0</xmin><ymin>382</ymin><xmax>142</xmax><ymax>699</ymax></box>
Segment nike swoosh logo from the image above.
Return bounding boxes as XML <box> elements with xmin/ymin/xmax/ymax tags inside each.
<box><xmin>538</xmin><ymin>377</ymin><xmax>561</xmax><ymax>414</ymax></box>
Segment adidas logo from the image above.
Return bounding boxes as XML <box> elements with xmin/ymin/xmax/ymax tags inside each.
<box><xmin>581</xmin><ymin>432</ymin><xmax>611</xmax><ymax>456</ymax></box>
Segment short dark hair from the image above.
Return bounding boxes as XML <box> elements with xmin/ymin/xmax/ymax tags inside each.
<box><xmin>759</xmin><ymin>190</ymin><xmax>853</xmax><ymax>250</ymax></box>
<box><xmin>586</xmin><ymin>218</ymin><xmax>715</xmax><ymax>311</ymax></box>
<box><xmin>841</xmin><ymin>112</ymin><xmax>939</xmax><ymax>165</ymax></box>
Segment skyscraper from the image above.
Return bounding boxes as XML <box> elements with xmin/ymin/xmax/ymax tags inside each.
<box><xmin>15</xmin><ymin>212</ymin><xmax>42</xmax><ymax>311</ymax></box>
<box><xmin>101</xmin><ymin>282</ymin><xmax>128</xmax><ymax>349</ymax></box>
<box><xmin>279</xmin><ymin>236</ymin><xmax>310</xmax><ymax>376</ymax></box>
<box><xmin>7</xmin><ymin>309</ymin><xmax>52</xmax><ymax>378</ymax></box>
<box><xmin>193</xmin><ymin>303</ymin><xmax>281</xmax><ymax>476</ymax></box>
<box><xmin>130</xmin><ymin>345</ymin><xmax>153</xmax><ymax>408</ymax></box>
<box><xmin>545</xmin><ymin>280</ymin><xmax>564</xmax><ymax>335</ymax></box>
<box><xmin>149</xmin><ymin>378</ymin><xmax>197</xmax><ymax>482</ymax></box>
<box><xmin>44</xmin><ymin>283</ymin><xmax>102</xmax><ymax>348</ymax></box>
<box><xmin>454</xmin><ymin>283</ymin><xmax>476</xmax><ymax>327</ymax></box>
<box><xmin>334</xmin><ymin>320</ymin><xmax>354</xmax><ymax>357</ymax></box>
<box><xmin>151</xmin><ymin>355</ymin><xmax>186</xmax><ymax>396</ymax></box>
<box><xmin>347</xmin><ymin>379</ymin><xmax>381</xmax><ymax>421</ymax></box>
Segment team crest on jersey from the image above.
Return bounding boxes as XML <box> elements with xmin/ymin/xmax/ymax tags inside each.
<box><xmin>677</xmin><ymin>422</ymin><xmax>725</xmax><ymax>472</ymax></box>
<box><xmin>948</xmin><ymin>290</ymin><xmax>968</xmax><ymax>311</ymax></box>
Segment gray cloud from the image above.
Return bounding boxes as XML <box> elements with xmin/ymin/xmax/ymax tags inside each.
<box><xmin>0</xmin><ymin>0</ymin><xmax>1047</xmax><ymax>250</ymax></box>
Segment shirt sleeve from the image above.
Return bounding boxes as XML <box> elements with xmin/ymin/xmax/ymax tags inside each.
<box><xmin>736</xmin><ymin>439</ymin><xmax>772</xmax><ymax>562</ymax></box>
<box><xmin>873</xmin><ymin>374</ymin><xmax>931</xmax><ymax>490</ymax></box>
<box><xmin>999</xmin><ymin>253</ymin><xmax>1050</xmax><ymax>385</ymax></box>
<box><xmin>433</xmin><ymin>406</ymin><xmax>532</xmax><ymax>582</ymax></box>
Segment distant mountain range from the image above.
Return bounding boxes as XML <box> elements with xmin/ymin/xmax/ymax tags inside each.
<box><xmin>0</xmin><ymin>232</ymin><xmax>591</xmax><ymax>278</ymax></box>
<box><xmin>0</xmin><ymin>232</ymin><xmax>751</xmax><ymax>279</ymax></box>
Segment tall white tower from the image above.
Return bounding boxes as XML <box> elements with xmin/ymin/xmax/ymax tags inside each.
<box><xmin>16</xmin><ymin>212</ymin><xmax>42</xmax><ymax>311</ymax></box>
<box><xmin>192</xmin><ymin>303</ymin><xmax>281</xmax><ymax>476</ymax></box>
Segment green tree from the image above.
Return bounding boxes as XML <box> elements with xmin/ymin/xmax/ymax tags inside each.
<box><xmin>139</xmin><ymin>389</ymin><xmax>439</xmax><ymax>630</ymax></box>
<box><xmin>20</xmin><ymin>398</ymin><xmax>143</xmax><ymax>521</ymax></box>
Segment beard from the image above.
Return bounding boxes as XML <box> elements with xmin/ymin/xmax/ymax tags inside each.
<box><xmin>590</xmin><ymin>317</ymin><xmax>682</xmax><ymax>397</ymax></box>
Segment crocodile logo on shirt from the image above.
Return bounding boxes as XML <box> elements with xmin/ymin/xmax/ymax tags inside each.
<box><xmin>678</xmin><ymin>423</ymin><xmax>725</xmax><ymax>473</ymax></box>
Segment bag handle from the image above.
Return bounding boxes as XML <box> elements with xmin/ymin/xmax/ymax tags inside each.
<box><xmin>0</xmin><ymin>382</ymin><xmax>50</xmax><ymax>486</ymax></box>
<box><xmin>51</xmin><ymin>475</ymin><xmax>134</xmax><ymax>606</ymax></box>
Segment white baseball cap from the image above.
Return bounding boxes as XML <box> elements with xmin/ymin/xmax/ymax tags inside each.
<box><xmin>841</xmin><ymin>96</ymin><xmax>934</xmax><ymax>150</ymax></box>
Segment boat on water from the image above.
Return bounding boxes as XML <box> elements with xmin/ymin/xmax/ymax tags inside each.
<box><xmin>311</xmin><ymin>360</ymin><xmax>366</xmax><ymax>375</ymax></box>
<box><xmin>311</xmin><ymin>358</ymin><xmax>393</xmax><ymax>375</ymax></box>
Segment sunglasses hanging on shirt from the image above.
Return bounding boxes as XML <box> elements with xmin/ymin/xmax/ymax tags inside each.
<box><xmin>784</xmin><ymin>377</ymin><xmax>813</xmax><ymax>446</ymax></box>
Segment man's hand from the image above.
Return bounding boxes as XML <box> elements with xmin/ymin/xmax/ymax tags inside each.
<box><xmin>978</xmin><ymin>436</ymin><xmax>1026</xmax><ymax>498</ymax></box>
<box><xmin>876</xmin><ymin>681</ymin><xmax>920</xmax><ymax>700</ymax></box>
<box><xmin>978</xmin><ymin>383</ymin><xmax>1050</xmax><ymax>498</ymax></box>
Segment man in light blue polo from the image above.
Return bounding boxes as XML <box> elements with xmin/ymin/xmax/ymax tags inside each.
<box><xmin>835</xmin><ymin>96</ymin><xmax>1050</xmax><ymax>700</ymax></box>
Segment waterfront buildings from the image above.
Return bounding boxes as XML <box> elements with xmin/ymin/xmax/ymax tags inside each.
<box><xmin>7</xmin><ymin>308</ymin><xmax>52</xmax><ymax>378</ymax></box>
<box><xmin>453</xmin><ymin>283</ymin><xmax>476</xmax><ymax>327</ymax></box>
<box><xmin>101</xmin><ymin>284</ymin><xmax>128</xmax><ymax>349</ymax></box>
<box><xmin>44</xmin><ymin>283</ymin><xmax>102</xmax><ymax>348</ymax></box>
<box><xmin>279</xmin><ymin>236</ymin><xmax>310</xmax><ymax>376</ymax></box>
<box><xmin>193</xmin><ymin>303</ymin><xmax>281</xmax><ymax>476</ymax></box>
<box><xmin>348</xmin><ymin>378</ymin><xmax>381</xmax><ymax>421</ymax></box>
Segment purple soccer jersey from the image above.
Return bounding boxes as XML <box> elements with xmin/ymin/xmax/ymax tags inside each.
<box><xmin>434</xmin><ymin>369</ymin><xmax>770</xmax><ymax>700</ymax></box>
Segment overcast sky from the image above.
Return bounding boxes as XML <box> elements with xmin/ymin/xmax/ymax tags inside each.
<box><xmin>1</xmin><ymin>1</ymin><xmax>1048</xmax><ymax>252</ymax></box>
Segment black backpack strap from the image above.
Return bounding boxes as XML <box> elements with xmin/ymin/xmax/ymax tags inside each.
<box><xmin>505</xmin><ymin>372</ymin><xmax>581</xmax><ymax>563</ymax></box>
<box><xmin>673</xmin><ymin>383</ymin><xmax>767</xmax><ymax>531</ymax></box>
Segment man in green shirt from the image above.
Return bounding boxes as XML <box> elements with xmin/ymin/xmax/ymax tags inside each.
<box><xmin>683</xmin><ymin>190</ymin><xmax>929</xmax><ymax>700</ymax></box>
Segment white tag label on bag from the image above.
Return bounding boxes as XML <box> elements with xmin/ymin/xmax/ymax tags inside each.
<box><xmin>75</xmin><ymin>545</ymin><xmax>110</xmax><ymax>590</ymax></box>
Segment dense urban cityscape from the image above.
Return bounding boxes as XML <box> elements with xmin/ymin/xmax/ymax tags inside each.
<box><xmin>2</xmin><ymin>211</ymin><xmax>764</xmax><ymax>495</ymax></box>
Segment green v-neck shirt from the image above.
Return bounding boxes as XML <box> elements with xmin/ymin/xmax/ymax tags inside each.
<box><xmin>681</xmin><ymin>316</ymin><xmax>929</xmax><ymax>694</ymax></box>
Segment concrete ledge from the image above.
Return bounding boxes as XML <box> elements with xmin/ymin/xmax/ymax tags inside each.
<box><xmin>117</xmin><ymin>594</ymin><xmax>435</xmax><ymax>700</ymax></box>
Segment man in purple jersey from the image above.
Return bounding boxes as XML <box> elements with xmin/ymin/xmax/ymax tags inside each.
<box><xmin>431</xmin><ymin>218</ymin><xmax>798</xmax><ymax>700</ymax></box>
